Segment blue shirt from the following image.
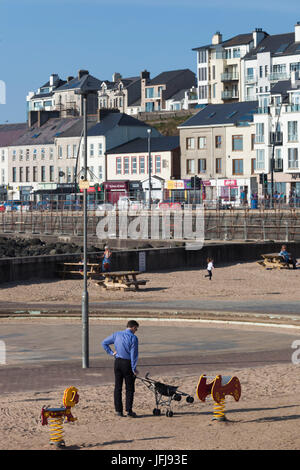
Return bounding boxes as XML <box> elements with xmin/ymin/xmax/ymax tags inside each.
<box><xmin>102</xmin><ymin>329</ymin><xmax>139</xmax><ymax>373</ymax></box>
<box><xmin>279</xmin><ymin>250</ymin><xmax>289</xmax><ymax>262</ymax></box>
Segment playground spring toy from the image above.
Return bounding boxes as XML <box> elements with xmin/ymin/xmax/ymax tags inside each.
<box><xmin>196</xmin><ymin>374</ymin><xmax>241</xmax><ymax>421</ymax></box>
<box><xmin>41</xmin><ymin>386</ymin><xmax>79</xmax><ymax>448</ymax></box>
<box><xmin>136</xmin><ymin>373</ymin><xmax>194</xmax><ymax>417</ymax></box>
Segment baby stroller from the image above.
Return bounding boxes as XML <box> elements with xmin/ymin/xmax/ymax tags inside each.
<box><xmin>136</xmin><ymin>373</ymin><xmax>194</xmax><ymax>417</ymax></box>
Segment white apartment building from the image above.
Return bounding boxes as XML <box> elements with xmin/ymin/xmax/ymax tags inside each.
<box><xmin>254</xmin><ymin>71</ymin><xmax>300</xmax><ymax>200</ymax></box>
<box><xmin>242</xmin><ymin>22</ymin><xmax>300</xmax><ymax>102</ymax></box>
<box><xmin>192</xmin><ymin>29</ymin><xmax>267</xmax><ymax>106</ymax></box>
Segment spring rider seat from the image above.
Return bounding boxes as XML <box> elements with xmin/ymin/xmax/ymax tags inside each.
<box><xmin>41</xmin><ymin>386</ymin><xmax>79</xmax><ymax>448</ymax></box>
<box><xmin>196</xmin><ymin>374</ymin><xmax>241</xmax><ymax>421</ymax></box>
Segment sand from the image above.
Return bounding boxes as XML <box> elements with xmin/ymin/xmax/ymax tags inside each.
<box><xmin>0</xmin><ymin>261</ymin><xmax>300</xmax><ymax>450</ymax></box>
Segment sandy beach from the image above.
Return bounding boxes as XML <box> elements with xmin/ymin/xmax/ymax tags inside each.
<box><xmin>0</xmin><ymin>261</ymin><xmax>300</xmax><ymax>450</ymax></box>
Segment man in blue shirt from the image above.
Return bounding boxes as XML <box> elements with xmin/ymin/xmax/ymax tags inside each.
<box><xmin>102</xmin><ymin>320</ymin><xmax>139</xmax><ymax>417</ymax></box>
<box><xmin>279</xmin><ymin>244</ymin><xmax>297</xmax><ymax>269</ymax></box>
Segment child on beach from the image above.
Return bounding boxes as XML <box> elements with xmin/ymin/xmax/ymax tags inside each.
<box><xmin>205</xmin><ymin>257</ymin><xmax>214</xmax><ymax>280</ymax></box>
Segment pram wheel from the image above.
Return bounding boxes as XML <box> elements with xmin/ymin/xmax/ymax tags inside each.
<box><xmin>153</xmin><ymin>408</ymin><xmax>161</xmax><ymax>416</ymax></box>
<box><xmin>166</xmin><ymin>410</ymin><xmax>173</xmax><ymax>417</ymax></box>
<box><xmin>174</xmin><ymin>394</ymin><xmax>181</xmax><ymax>401</ymax></box>
<box><xmin>186</xmin><ymin>396</ymin><xmax>194</xmax><ymax>403</ymax></box>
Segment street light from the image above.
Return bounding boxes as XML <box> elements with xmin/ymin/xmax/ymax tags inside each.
<box><xmin>75</xmin><ymin>77</ymin><xmax>99</xmax><ymax>369</ymax></box>
<box><xmin>147</xmin><ymin>128</ymin><xmax>152</xmax><ymax>210</ymax></box>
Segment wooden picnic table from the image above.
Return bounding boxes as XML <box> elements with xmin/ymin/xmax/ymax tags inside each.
<box><xmin>257</xmin><ymin>253</ymin><xmax>293</xmax><ymax>269</ymax></box>
<box><xmin>57</xmin><ymin>262</ymin><xmax>102</xmax><ymax>279</ymax></box>
<box><xmin>97</xmin><ymin>271</ymin><xmax>148</xmax><ymax>291</ymax></box>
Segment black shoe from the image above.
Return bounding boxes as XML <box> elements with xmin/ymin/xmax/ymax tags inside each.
<box><xmin>116</xmin><ymin>411</ymin><xmax>124</xmax><ymax>417</ymax></box>
<box><xmin>127</xmin><ymin>411</ymin><xmax>137</xmax><ymax>418</ymax></box>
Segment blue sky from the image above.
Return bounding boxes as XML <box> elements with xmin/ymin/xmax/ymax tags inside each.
<box><xmin>0</xmin><ymin>0</ymin><xmax>299</xmax><ymax>123</ymax></box>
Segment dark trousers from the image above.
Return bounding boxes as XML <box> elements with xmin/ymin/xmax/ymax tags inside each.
<box><xmin>114</xmin><ymin>358</ymin><xmax>135</xmax><ymax>413</ymax></box>
<box><xmin>205</xmin><ymin>270</ymin><xmax>212</xmax><ymax>280</ymax></box>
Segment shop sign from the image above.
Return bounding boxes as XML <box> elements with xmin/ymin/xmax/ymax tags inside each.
<box><xmin>167</xmin><ymin>180</ymin><xmax>184</xmax><ymax>190</ymax></box>
<box><xmin>38</xmin><ymin>183</ymin><xmax>57</xmax><ymax>190</ymax></box>
<box><xmin>104</xmin><ymin>181</ymin><xmax>128</xmax><ymax>190</ymax></box>
<box><xmin>224</xmin><ymin>179</ymin><xmax>237</xmax><ymax>187</ymax></box>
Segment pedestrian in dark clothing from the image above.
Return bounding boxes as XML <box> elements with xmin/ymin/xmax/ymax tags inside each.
<box><xmin>102</xmin><ymin>320</ymin><xmax>139</xmax><ymax>417</ymax></box>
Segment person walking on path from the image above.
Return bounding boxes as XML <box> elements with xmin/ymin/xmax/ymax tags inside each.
<box><xmin>101</xmin><ymin>245</ymin><xmax>112</xmax><ymax>272</ymax></box>
<box><xmin>204</xmin><ymin>257</ymin><xmax>214</xmax><ymax>280</ymax></box>
<box><xmin>102</xmin><ymin>320</ymin><xmax>139</xmax><ymax>418</ymax></box>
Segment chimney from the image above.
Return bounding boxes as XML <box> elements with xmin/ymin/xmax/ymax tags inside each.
<box><xmin>37</xmin><ymin>110</ymin><xmax>60</xmax><ymax>127</ymax></box>
<box><xmin>28</xmin><ymin>110</ymin><xmax>38</xmax><ymax>128</ymax></box>
<box><xmin>212</xmin><ymin>31</ymin><xmax>222</xmax><ymax>45</ymax></box>
<box><xmin>112</xmin><ymin>72</ymin><xmax>122</xmax><ymax>82</ymax></box>
<box><xmin>67</xmin><ymin>76</ymin><xmax>74</xmax><ymax>82</ymax></box>
<box><xmin>78</xmin><ymin>69</ymin><xmax>89</xmax><ymax>80</ymax></box>
<box><xmin>50</xmin><ymin>74</ymin><xmax>59</xmax><ymax>86</ymax></box>
<box><xmin>252</xmin><ymin>28</ymin><xmax>265</xmax><ymax>48</ymax></box>
<box><xmin>140</xmin><ymin>70</ymin><xmax>150</xmax><ymax>81</ymax></box>
<box><xmin>295</xmin><ymin>22</ymin><xmax>300</xmax><ymax>42</ymax></box>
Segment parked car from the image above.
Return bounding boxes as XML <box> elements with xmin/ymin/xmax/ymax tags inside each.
<box><xmin>0</xmin><ymin>203</ymin><xmax>5</xmax><ymax>212</ymax></box>
<box><xmin>62</xmin><ymin>201</ymin><xmax>82</xmax><ymax>211</ymax></box>
<box><xmin>33</xmin><ymin>201</ymin><xmax>51</xmax><ymax>211</ymax></box>
<box><xmin>96</xmin><ymin>203</ymin><xmax>115</xmax><ymax>211</ymax></box>
<box><xmin>117</xmin><ymin>196</ymin><xmax>144</xmax><ymax>210</ymax></box>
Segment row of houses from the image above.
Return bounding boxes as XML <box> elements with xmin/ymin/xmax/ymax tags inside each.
<box><xmin>1</xmin><ymin>22</ymin><xmax>300</xmax><ymax>206</ymax></box>
<box><xmin>25</xmin><ymin>22</ymin><xmax>300</xmax><ymax>117</ymax></box>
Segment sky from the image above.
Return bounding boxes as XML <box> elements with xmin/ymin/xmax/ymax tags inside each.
<box><xmin>0</xmin><ymin>0</ymin><xmax>299</xmax><ymax>124</ymax></box>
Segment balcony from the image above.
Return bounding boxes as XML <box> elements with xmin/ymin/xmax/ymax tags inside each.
<box><xmin>221</xmin><ymin>72</ymin><xmax>239</xmax><ymax>82</ymax></box>
<box><xmin>270</xmin><ymin>131</ymin><xmax>283</xmax><ymax>145</ymax></box>
<box><xmin>257</xmin><ymin>106</ymin><xmax>269</xmax><ymax>114</ymax></box>
<box><xmin>245</xmin><ymin>74</ymin><xmax>256</xmax><ymax>84</ymax></box>
<box><xmin>221</xmin><ymin>90</ymin><xmax>239</xmax><ymax>100</ymax></box>
<box><xmin>286</xmin><ymin>104</ymin><xmax>300</xmax><ymax>113</ymax></box>
<box><xmin>269</xmin><ymin>72</ymin><xmax>289</xmax><ymax>81</ymax></box>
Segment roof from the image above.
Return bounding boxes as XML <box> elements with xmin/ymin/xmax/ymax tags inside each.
<box><xmin>106</xmin><ymin>136</ymin><xmax>179</xmax><ymax>154</ymax></box>
<box><xmin>54</xmin><ymin>73</ymin><xmax>102</xmax><ymax>92</ymax></box>
<box><xmin>221</xmin><ymin>33</ymin><xmax>254</xmax><ymax>47</ymax></box>
<box><xmin>0</xmin><ymin>123</ymin><xmax>28</xmax><ymax>147</ymax></box>
<box><xmin>178</xmin><ymin>101</ymin><xmax>258</xmax><ymax>128</ymax></box>
<box><xmin>59</xmin><ymin>112</ymin><xmax>149</xmax><ymax>139</ymax></box>
<box><xmin>244</xmin><ymin>32</ymin><xmax>295</xmax><ymax>60</ymax></box>
<box><xmin>11</xmin><ymin>118</ymin><xmax>81</xmax><ymax>146</ymax></box>
<box><xmin>148</xmin><ymin>69</ymin><xmax>194</xmax><ymax>86</ymax></box>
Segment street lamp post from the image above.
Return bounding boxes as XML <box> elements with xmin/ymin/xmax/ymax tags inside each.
<box><xmin>147</xmin><ymin>128</ymin><xmax>152</xmax><ymax>210</ymax></box>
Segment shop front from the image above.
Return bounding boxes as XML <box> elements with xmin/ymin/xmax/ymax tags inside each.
<box><xmin>19</xmin><ymin>186</ymin><xmax>33</xmax><ymax>202</ymax></box>
<box><xmin>0</xmin><ymin>185</ymin><xmax>7</xmax><ymax>202</ymax></box>
<box><xmin>216</xmin><ymin>177</ymin><xmax>256</xmax><ymax>207</ymax></box>
<box><xmin>141</xmin><ymin>176</ymin><xmax>164</xmax><ymax>203</ymax></box>
<box><xmin>129</xmin><ymin>181</ymin><xmax>142</xmax><ymax>200</ymax></box>
<box><xmin>103</xmin><ymin>181</ymin><xmax>129</xmax><ymax>205</ymax></box>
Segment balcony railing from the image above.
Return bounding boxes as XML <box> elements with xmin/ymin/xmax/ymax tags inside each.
<box><xmin>286</xmin><ymin>104</ymin><xmax>300</xmax><ymax>113</ymax></box>
<box><xmin>221</xmin><ymin>72</ymin><xmax>239</xmax><ymax>82</ymax></box>
<box><xmin>269</xmin><ymin>72</ymin><xmax>289</xmax><ymax>81</ymax></box>
<box><xmin>221</xmin><ymin>90</ymin><xmax>239</xmax><ymax>100</ymax></box>
<box><xmin>270</xmin><ymin>131</ymin><xmax>283</xmax><ymax>145</ymax></box>
<box><xmin>257</xmin><ymin>106</ymin><xmax>269</xmax><ymax>114</ymax></box>
<box><xmin>245</xmin><ymin>75</ymin><xmax>256</xmax><ymax>84</ymax></box>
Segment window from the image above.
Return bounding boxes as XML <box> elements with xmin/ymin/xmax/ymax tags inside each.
<box><xmin>67</xmin><ymin>145</ymin><xmax>71</xmax><ymax>158</ymax></box>
<box><xmin>288</xmin><ymin>148</ymin><xmax>298</xmax><ymax>169</ymax></box>
<box><xmin>98</xmin><ymin>143</ymin><xmax>103</xmax><ymax>156</ymax></box>
<box><xmin>26</xmin><ymin>167</ymin><xmax>30</xmax><ymax>182</ymax></box>
<box><xmin>132</xmin><ymin>157</ymin><xmax>137</xmax><ymax>174</ymax></box>
<box><xmin>274</xmin><ymin>148</ymin><xmax>283</xmax><ymax>170</ymax></box>
<box><xmin>50</xmin><ymin>148</ymin><xmax>54</xmax><ymax>160</ymax></box>
<box><xmin>124</xmin><ymin>157</ymin><xmax>129</xmax><ymax>174</ymax></box>
<box><xmin>12</xmin><ymin>167</ymin><xmax>16</xmax><ymax>182</ymax></box>
<box><xmin>89</xmin><ymin>166</ymin><xmax>94</xmax><ymax>182</ymax></box>
<box><xmin>255</xmin><ymin>123</ymin><xmax>264</xmax><ymax>143</ymax></box>
<box><xmin>139</xmin><ymin>156</ymin><xmax>145</xmax><ymax>174</ymax></box>
<box><xmin>98</xmin><ymin>166</ymin><xmax>103</xmax><ymax>180</ymax></box>
<box><xmin>232</xmin><ymin>159</ymin><xmax>243</xmax><ymax>175</ymax></box>
<box><xmin>26</xmin><ymin>149</ymin><xmax>30</xmax><ymax>161</ymax></box>
<box><xmin>12</xmin><ymin>150</ymin><xmax>16</xmax><ymax>161</ymax></box>
<box><xmin>198</xmin><ymin>137</ymin><xmax>206</xmax><ymax>149</ymax></box>
<box><xmin>19</xmin><ymin>167</ymin><xmax>23</xmax><ymax>182</ymax></box>
<box><xmin>256</xmin><ymin>149</ymin><xmax>265</xmax><ymax>170</ymax></box>
<box><xmin>288</xmin><ymin>121</ymin><xmax>298</xmax><ymax>142</ymax></box>
<box><xmin>186</xmin><ymin>137</ymin><xmax>195</xmax><ymax>150</ymax></box>
<box><xmin>58</xmin><ymin>146</ymin><xmax>62</xmax><ymax>159</ymax></box>
<box><xmin>73</xmin><ymin>145</ymin><xmax>77</xmax><ymax>158</ymax></box>
<box><xmin>198</xmin><ymin>49</ymin><xmax>207</xmax><ymax>63</ymax></box>
<box><xmin>116</xmin><ymin>157</ymin><xmax>122</xmax><ymax>175</ymax></box>
<box><xmin>259</xmin><ymin>66</ymin><xmax>263</xmax><ymax>78</ymax></box>
<box><xmin>198</xmin><ymin>85</ymin><xmax>207</xmax><ymax>100</ymax></box>
<box><xmin>216</xmin><ymin>158</ymin><xmax>222</xmax><ymax>174</ymax></box>
<box><xmin>232</xmin><ymin>135</ymin><xmax>243</xmax><ymax>151</ymax></box>
<box><xmin>251</xmin><ymin>158</ymin><xmax>256</xmax><ymax>174</ymax></box>
<box><xmin>19</xmin><ymin>149</ymin><xmax>23</xmax><ymax>161</ymax></box>
<box><xmin>198</xmin><ymin>67</ymin><xmax>207</xmax><ymax>81</ymax></box>
<box><xmin>251</xmin><ymin>134</ymin><xmax>255</xmax><ymax>151</ymax></box>
<box><xmin>90</xmin><ymin>144</ymin><xmax>94</xmax><ymax>157</ymax></box>
<box><xmin>41</xmin><ymin>166</ymin><xmax>46</xmax><ymax>182</ymax></box>
<box><xmin>233</xmin><ymin>48</ymin><xmax>240</xmax><ymax>58</ymax></box>
<box><xmin>41</xmin><ymin>148</ymin><xmax>45</xmax><ymax>160</ymax></box>
<box><xmin>49</xmin><ymin>166</ymin><xmax>54</xmax><ymax>182</ymax></box>
<box><xmin>146</xmin><ymin>88</ymin><xmax>154</xmax><ymax>98</ymax></box>
<box><xmin>198</xmin><ymin>159</ymin><xmax>206</xmax><ymax>173</ymax></box>
<box><xmin>1</xmin><ymin>150</ymin><xmax>5</xmax><ymax>162</ymax></box>
<box><xmin>33</xmin><ymin>166</ymin><xmax>38</xmax><ymax>182</ymax></box>
<box><xmin>155</xmin><ymin>155</ymin><xmax>161</xmax><ymax>173</ymax></box>
<box><xmin>215</xmin><ymin>136</ymin><xmax>222</xmax><ymax>148</ymax></box>
<box><xmin>186</xmin><ymin>159</ymin><xmax>195</xmax><ymax>174</ymax></box>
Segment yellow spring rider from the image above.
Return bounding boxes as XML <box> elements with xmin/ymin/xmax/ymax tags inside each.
<box><xmin>41</xmin><ymin>386</ymin><xmax>79</xmax><ymax>448</ymax></box>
